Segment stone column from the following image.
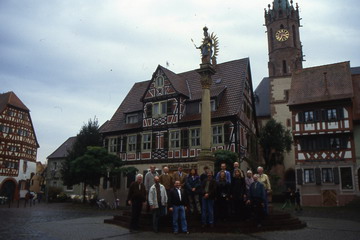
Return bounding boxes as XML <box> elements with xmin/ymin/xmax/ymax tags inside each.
<box><xmin>196</xmin><ymin>63</ymin><xmax>216</xmax><ymax>173</ymax></box>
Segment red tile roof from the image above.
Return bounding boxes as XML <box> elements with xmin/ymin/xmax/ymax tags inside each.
<box><xmin>0</xmin><ymin>91</ymin><xmax>29</xmax><ymax>113</ymax></box>
<box><xmin>101</xmin><ymin>58</ymin><xmax>251</xmax><ymax>133</ymax></box>
<box><xmin>289</xmin><ymin>62</ymin><xmax>353</xmax><ymax>106</ymax></box>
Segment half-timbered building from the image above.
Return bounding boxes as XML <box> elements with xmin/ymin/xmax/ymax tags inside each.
<box><xmin>99</xmin><ymin>58</ymin><xmax>258</xmax><ymax>202</ymax></box>
<box><xmin>0</xmin><ymin>91</ymin><xmax>39</xmax><ymax>200</ymax></box>
<box><xmin>289</xmin><ymin>62</ymin><xmax>358</xmax><ymax>206</ymax></box>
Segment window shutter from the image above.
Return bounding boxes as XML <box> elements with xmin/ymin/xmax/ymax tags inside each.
<box><xmin>296</xmin><ymin>169</ymin><xmax>303</xmax><ymax>185</ymax></box>
<box><xmin>315</xmin><ymin>168</ymin><xmax>321</xmax><ymax>185</ymax></box>
<box><xmin>181</xmin><ymin>129</ymin><xmax>189</xmax><ymax>149</ymax></box>
<box><xmin>340</xmin><ymin>137</ymin><xmax>348</xmax><ymax>149</ymax></box>
<box><xmin>117</xmin><ymin>137</ymin><xmax>121</xmax><ymax>152</ymax></box>
<box><xmin>333</xmin><ymin>167</ymin><xmax>340</xmax><ymax>184</ymax></box>
<box><xmin>163</xmin><ymin>132</ymin><xmax>169</xmax><ymax>149</ymax></box>
<box><xmin>224</xmin><ymin>123</ymin><xmax>230</xmax><ymax>145</ymax></box>
<box><xmin>136</xmin><ymin>134</ymin><xmax>141</xmax><ymax>152</ymax></box>
<box><xmin>104</xmin><ymin>138</ymin><xmax>109</xmax><ymax>150</ymax></box>
<box><xmin>338</xmin><ymin>107</ymin><xmax>344</xmax><ymax>120</ymax></box>
<box><xmin>298</xmin><ymin>112</ymin><xmax>304</xmax><ymax>123</ymax></box>
<box><xmin>152</xmin><ymin>133</ymin><xmax>157</xmax><ymax>150</ymax></box>
<box><xmin>167</xmin><ymin>100</ymin><xmax>173</xmax><ymax>115</ymax></box>
<box><xmin>146</xmin><ymin>104</ymin><xmax>152</xmax><ymax>118</ymax></box>
<box><xmin>321</xmin><ymin>109</ymin><xmax>327</xmax><ymax>121</ymax></box>
<box><xmin>314</xmin><ymin>110</ymin><xmax>320</xmax><ymax>122</ymax></box>
<box><xmin>122</xmin><ymin>136</ymin><xmax>127</xmax><ymax>152</ymax></box>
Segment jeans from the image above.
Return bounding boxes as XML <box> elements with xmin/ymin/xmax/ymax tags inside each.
<box><xmin>201</xmin><ymin>198</ymin><xmax>214</xmax><ymax>225</ymax></box>
<box><xmin>172</xmin><ymin>205</ymin><xmax>188</xmax><ymax>233</ymax></box>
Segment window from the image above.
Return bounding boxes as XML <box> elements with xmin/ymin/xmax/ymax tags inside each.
<box><xmin>304</xmin><ymin>169</ymin><xmax>315</xmax><ymax>183</ymax></box>
<box><xmin>340</xmin><ymin>167</ymin><xmax>353</xmax><ymax>190</ymax></box>
<box><xmin>128</xmin><ymin>135</ymin><xmax>137</xmax><ymax>152</ymax></box>
<box><xmin>142</xmin><ymin>133</ymin><xmax>151</xmax><ymax>151</ymax></box>
<box><xmin>53</xmin><ymin>162</ymin><xmax>57</xmax><ymax>170</ymax></box>
<box><xmin>190</xmin><ymin>128</ymin><xmax>200</xmax><ymax>147</ymax></box>
<box><xmin>330</xmin><ymin>138</ymin><xmax>340</xmax><ymax>149</ymax></box>
<box><xmin>327</xmin><ymin>109</ymin><xmax>337</xmax><ymax>121</ymax></box>
<box><xmin>322</xmin><ymin>168</ymin><xmax>333</xmax><ymax>183</ymax></box>
<box><xmin>152</xmin><ymin>101</ymin><xmax>167</xmax><ymax>117</ymax></box>
<box><xmin>199</xmin><ymin>100</ymin><xmax>216</xmax><ymax>113</ymax></box>
<box><xmin>304</xmin><ymin>111</ymin><xmax>314</xmax><ymax>122</ymax></box>
<box><xmin>155</xmin><ymin>76</ymin><xmax>164</xmax><ymax>88</ymax></box>
<box><xmin>170</xmin><ymin>131</ymin><xmax>180</xmax><ymax>149</ymax></box>
<box><xmin>126</xmin><ymin>114</ymin><xmax>138</xmax><ymax>124</ymax></box>
<box><xmin>212</xmin><ymin>125</ymin><xmax>223</xmax><ymax>145</ymax></box>
<box><xmin>109</xmin><ymin>137</ymin><xmax>118</xmax><ymax>153</ymax></box>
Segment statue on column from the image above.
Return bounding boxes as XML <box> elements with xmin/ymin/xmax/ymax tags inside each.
<box><xmin>192</xmin><ymin>26</ymin><xmax>219</xmax><ymax>65</ymax></box>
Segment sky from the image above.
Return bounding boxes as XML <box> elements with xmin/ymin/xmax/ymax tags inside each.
<box><xmin>1</xmin><ymin>0</ymin><xmax>359</xmax><ymax>163</ymax></box>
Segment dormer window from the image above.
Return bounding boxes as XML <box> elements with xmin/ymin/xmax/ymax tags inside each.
<box><xmin>126</xmin><ymin>114</ymin><xmax>138</xmax><ymax>124</ymax></box>
<box><xmin>155</xmin><ymin>76</ymin><xmax>164</xmax><ymax>88</ymax></box>
<box><xmin>153</xmin><ymin>101</ymin><xmax>167</xmax><ymax>117</ymax></box>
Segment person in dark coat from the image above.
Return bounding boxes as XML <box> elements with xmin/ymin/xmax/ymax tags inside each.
<box><xmin>246</xmin><ymin>174</ymin><xmax>266</xmax><ymax>227</ymax></box>
<box><xmin>127</xmin><ymin>174</ymin><xmax>147</xmax><ymax>232</ymax></box>
<box><xmin>231</xmin><ymin>169</ymin><xmax>246</xmax><ymax>219</ymax></box>
<box><xmin>201</xmin><ymin>171</ymin><xmax>217</xmax><ymax>227</ymax></box>
<box><xmin>294</xmin><ymin>188</ymin><xmax>303</xmax><ymax>212</ymax></box>
<box><xmin>185</xmin><ymin>168</ymin><xmax>201</xmax><ymax>214</ymax></box>
<box><xmin>168</xmin><ymin>180</ymin><xmax>189</xmax><ymax>234</ymax></box>
<box><xmin>216</xmin><ymin>171</ymin><xmax>231</xmax><ymax>221</ymax></box>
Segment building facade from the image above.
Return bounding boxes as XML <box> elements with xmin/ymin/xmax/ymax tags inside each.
<box><xmin>100</xmin><ymin>59</ymin><xmax>258</xmax><ymax>203</ymax></box>
<box><xmin>289</xmin><ymin>62</ymin><xmax>358</xmax><ymax>206</ymax></box>
<box><xmin>0</xmin><ymin>91</ymin><xmax>39</xmax><ymax>200</ymax></box>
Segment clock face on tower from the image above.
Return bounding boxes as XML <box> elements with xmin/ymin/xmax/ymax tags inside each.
<box><xmin>275</xmin><ymin>29</ymin><xmax>290</xmax><ymax>42</ymax></box>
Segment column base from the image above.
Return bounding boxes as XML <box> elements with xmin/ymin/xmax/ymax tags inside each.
<box><xmin>197</xmin><ymin>150</ymin><xmax>216</xmax><ymax>173</ymax></box>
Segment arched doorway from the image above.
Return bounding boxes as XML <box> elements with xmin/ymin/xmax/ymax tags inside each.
<box><xmin>0</xmin><ymin>180</ymin><xmax>16</xmax><ymax>201</ymax></box>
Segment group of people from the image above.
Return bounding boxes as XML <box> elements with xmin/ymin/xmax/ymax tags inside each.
<box><xmin>126</xmin><ymin>163</ymin><xmax>272</xmax><ymax>233</ymax></box>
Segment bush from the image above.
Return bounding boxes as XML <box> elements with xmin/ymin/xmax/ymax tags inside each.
<box><xmin>57</xmin><ymin>192</ymin><xmax>68</xmax><ymax>202</ymax></box>
<box><xmin>48</xmin><ymin>186</ymin><xmax>62</xmax><ymax>202</ymax></box>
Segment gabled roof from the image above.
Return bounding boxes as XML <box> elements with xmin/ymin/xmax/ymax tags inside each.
<box><xmin>101</xmin><ymin>58</ymin><xmax>251</xmax><ymax>133</ymax></box>
<box><xmin>47</xmin><ymin>136</ymin><xmax>76</xmax><ymax>159</ymax></box>
<box><xmin>289</xmin><ymin>61</ymin><xmax>353</xmax><ymax>106</ymax></box>
<box><xmin>0</xmin><ymin>91</ymin><xmax>29</xmax><ymax>113</ymax></box>
<box><xmin>254</xmin><ymin>77</ymin><xmax>271</xmax><ymax>117</ymax></box>
<box><xmin>352</xmin><ymin>69</ymin><xmax>360</xmax><ymax>121</ymax></box>
<box><xmin>351</xmin><ymin>67</ymin><xmax>360</xmax><ymax>75</ymax></box>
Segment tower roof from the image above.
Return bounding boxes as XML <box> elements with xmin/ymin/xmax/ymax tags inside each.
<box><xmin>273</xmin><ymin>0</ymin><xmax>291</xmax><ymax>11</ymax></box>
<box><xmin>0</xmin><ymin>91</ymin><xmax>29</xmax><ymax>113</ymax></box>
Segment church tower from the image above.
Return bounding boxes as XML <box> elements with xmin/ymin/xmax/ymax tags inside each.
<box><xmin>265</xmin><ymin>0</ymin><xmax>303</xmax><ymax>77</ymax></box>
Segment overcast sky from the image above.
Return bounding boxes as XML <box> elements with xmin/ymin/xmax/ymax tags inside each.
<box><xmin>1</xmin><ymin>0</ymin><xmax>359</xmax><ymax>163</ymax></box>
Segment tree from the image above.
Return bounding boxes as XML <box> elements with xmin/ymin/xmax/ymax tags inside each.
<box><xmin>258</xmin><ymin>118</ymin><xmax>293</xmax><ymax>171</ymax></box>
<box><xmin>61</xmin><ymin>118</ymin><xmax>102</xmax><ymax>188</ymax></box>
<box><xmin>214</xmin><ymin>150</ymin><xmax>239</xmax><ymax>173</ymax></box>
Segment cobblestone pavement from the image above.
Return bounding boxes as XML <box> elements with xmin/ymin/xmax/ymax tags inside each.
<box><xmin>1</xmin><ymin>201</ymin><xmax>360</xmax><ymax>240</ymax></box>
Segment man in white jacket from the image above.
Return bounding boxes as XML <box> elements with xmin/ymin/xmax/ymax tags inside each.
<box><xmin>148</xmin><ymin>176</ymin><xmax>168</xmax><ymax>232</ymax></box>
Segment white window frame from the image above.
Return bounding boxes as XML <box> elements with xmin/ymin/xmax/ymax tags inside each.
<box><xmin>126</xmin><ymin>114</ymin><xmax>138</xmax><ymax>124</ymax></box>
<box><xmin>327</xmin><ymin>109</ymin><xmax>337</xmax><ymax>121</ymax></box>
<box><xmin>169</xmin><ymin>130</ymin><xmax>180</xmax><ymax>149</ymax></box>
<box><xmin>109</xmin><ymin>137</ymin><xmax>118</xmax><ymax>153</ymax></box>
<box><xmin>142</xmin><ymin>133</ymin><xmax>152</xmax><ymax>151</ymax></box>
<box><xmin>127</xmin><ymin>135</ymin><xmax>137</xmax><ymax>152</ymax></box>
<box><xmin>321</xmin><ymin>168</ymin><xmax>334</xmax><ymax>183</ymax></box>
<box><xmin>155</xmin><ymin>76</ymin><xmax>164</xmax><ymax>88</ymax></box>
<box><xmin>190</xmin><ymin>128</ymin><xmax>201</xmax><ymax>147</ymax></box>
<box><xmin>304</xmin><ymin>168</ymin><xmax>315</xmax><ymax>184</ymax></box>
<box><xmin>212</xmin><ymin>125</ymin><xmax>223</xmax><ymax>145</ymax></box>
<box><xmin>304</xmin><ymin>111</ymin><xmax>314</xmax><ymax>122</ymax></box>
<box><xmin>152</xmin><ymin>101</ymin><xmax>167</xmax><ymax>118</ymax></box>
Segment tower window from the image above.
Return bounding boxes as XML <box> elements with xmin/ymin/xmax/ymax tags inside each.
<box><xmin>283</xmin><ymin>60</ymin><xmax>287</xmax><ymax>74</ymax></box>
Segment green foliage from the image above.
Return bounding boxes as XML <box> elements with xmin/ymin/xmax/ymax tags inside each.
<box><xmin>214</xmin><ymin>150</ymin><xmax>238</xmax><ymax>173</ymax></box>
<box><xmin>57</xmin><ymin>192</ymin><xmax>68</xmax><ymax>202</ymax></box>
<box><xmin>61</xmin><ymin>118</ymin><xmax>102</xmax><ymax>187</ymax></box>
<box><xmin>48</xmin><ymin>186</ymin><xmax>62</xmax><ymax>202</ymax></box>
<box><xmin>259</xmin><ymin>119</ymin><xmax>293</xmax><ymax>171</ymax></box>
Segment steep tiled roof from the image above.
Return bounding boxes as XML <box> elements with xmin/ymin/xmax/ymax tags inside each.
<box><xmin>254</xmin><ymin>77</ymin><xmax>271</xmax><ymax>117</ymax></box>
<box><xmin>0</xmin><ymin>91</ymin><xmax>29</xmax><ymax>113</ymax></box>
<box><xmin>47</xmin><ymin>136</ymin><xmax>76</xmax><ymax>159</ymax></box>
<box><xmin>289</xmin><ymin>62</ymin><xmax>353</xmax><ymax>106</ymax></box>
<box><xmin>352</xmin><ymin>71</ymin><xmax>360</xmax><ymax>121</ymax></box>
<box><xmin>101</xmin><ymin>58</ymin><xmax>250</xmax><ymax>133</ymax></box>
